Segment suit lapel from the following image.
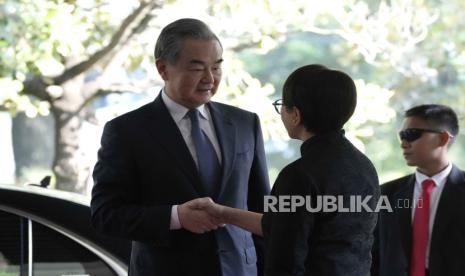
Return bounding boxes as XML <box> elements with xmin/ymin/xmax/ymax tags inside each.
<box><xmin>430</xmin><ymin>165</ymin><xmax>465</xmax><ymax>252</ymax></box>
<box><xmin>143</xmin><ymin>94</ymin><xmax>205</xmax><ymax>195</ymax></box>
<box><xmin>395</xmin><ymin>175</ymin><xmax>415</xmax><ymax>261</ymax></box>
<box><xmin>207</xmin><ymin>102</ymin><xmax>236</xmax><ymax>199</ymax></box>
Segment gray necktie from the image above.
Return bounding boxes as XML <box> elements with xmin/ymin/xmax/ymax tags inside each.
<box><xmin>187</xmin><ymin>109</ymin><xmax>220</xmax><ymax>196</ymax></box>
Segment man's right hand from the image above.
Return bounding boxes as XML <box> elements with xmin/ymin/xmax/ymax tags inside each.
<box><xmin>177</xmin><ymin>198</ymin><xmax>224</xmax><ymax>234</ymax></box>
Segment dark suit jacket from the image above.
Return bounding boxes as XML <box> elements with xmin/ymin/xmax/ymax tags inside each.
<box><xmin>91</xmin><ymin>94</ymin><xmax>270</xmax><ymax>276</ymax></box>
<box><xmin>261</xmin><ymin>130</ymin><xmax>380</xmax><ymax>276</ymax></box>
<box><xmin>371</xmin><ymin>165</ymin><xmax>465</xmax><ymax>276</ymax></box>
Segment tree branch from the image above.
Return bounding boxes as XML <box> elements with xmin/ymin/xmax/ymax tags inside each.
<box><xmin>72</xmin><ymin>78</ymin><xmax>162</xmax><ymax>120</ymax></box>
<box><xmin>21</xmin><ymin>76</ymin><xmax>52</xmax><ymax>101</ymax></box>
<box><xmin>53</xmin><ymin>0</ymin><xmax>161</xmax><ymax>85</ymax></box>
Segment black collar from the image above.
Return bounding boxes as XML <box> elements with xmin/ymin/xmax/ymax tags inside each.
<box><xmin>300</xmin><ymin>129</ymin><xmax>346</xmax><ymax>156</ymax></box>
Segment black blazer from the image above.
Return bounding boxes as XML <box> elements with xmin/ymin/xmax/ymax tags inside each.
<box><xmin>261</xmin><ymin>130</ymin><xmax>380</xmax><ymax>276</ymax></box>
<box><xmin>372</xmin><ymin>165</ymin><xmax>465</xmax><ymax>276</ymax></box>
<box><xmin>91</xmin><ymin>94</ymin><xmax>270</xmax><ymax>276</ymax></box>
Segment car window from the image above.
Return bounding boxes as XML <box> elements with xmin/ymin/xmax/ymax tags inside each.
<box><xmin>0</xmin><ymin>210</ymin><xmax>118</xmax><ymax>276</ymax></box>
<box><xmin>31</xmin><ymin>221</ymin><xmax>117</xmax><ymax>276</ymax></box>
<box><xmin>0</xmin><ymin>210</ymin><xmax>27</xmax><ymax>275</ymax></box>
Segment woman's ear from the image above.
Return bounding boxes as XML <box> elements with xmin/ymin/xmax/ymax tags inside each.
<box><xmin>293</xmin><ymin>107</ymin><xmax>302</xmax><ymax>126</ymax></box>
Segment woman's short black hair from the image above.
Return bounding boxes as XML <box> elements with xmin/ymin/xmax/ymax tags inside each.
<box><xmin>282</xmin><ymin>64</ymin><xmax>357</xmax><ymax>134</ymax></box>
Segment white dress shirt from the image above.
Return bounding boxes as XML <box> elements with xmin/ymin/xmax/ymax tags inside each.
<box><xmin>161</xmin><ymin>90</ymin><xmax>222</xmax><ymax>229</ymax></box>
<box><xmin>412</xmin><ymin>162</ymin><xmax>452</xmax><ymax>268</ymax></box>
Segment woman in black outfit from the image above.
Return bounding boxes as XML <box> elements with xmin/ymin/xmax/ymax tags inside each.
<box><xmin>193</xmin><ymin>64</ymin><xmax>380</xmax><ymax>276</ymax></box>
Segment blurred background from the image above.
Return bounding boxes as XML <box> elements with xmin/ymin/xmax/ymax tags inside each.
<box><xmin>1</xmin><ymin>0</ymin><xmax>464</xmax><ymax>195</ymax></box>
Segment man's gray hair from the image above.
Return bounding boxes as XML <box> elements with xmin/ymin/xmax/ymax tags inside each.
<box><xmin>154</xmin><ymin>18</ymin><xmax>222</xmax><ymax>64</ymax></box>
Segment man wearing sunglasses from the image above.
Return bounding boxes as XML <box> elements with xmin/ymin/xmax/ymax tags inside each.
<box><xmin>372</xmin><ymin>104</ymin><xmax>465</xmax><ymax>276</ymax></box>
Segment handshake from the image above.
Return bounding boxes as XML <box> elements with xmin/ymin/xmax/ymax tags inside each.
<box><xmin>177</xmin><ymin>197</ymin><xmax>228</xmax><ymax>234</ymax></box>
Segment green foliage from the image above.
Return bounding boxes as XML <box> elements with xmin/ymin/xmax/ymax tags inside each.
<box><xmin>0</xmin><ymin>0</ymin><xmax>140</xmax><ymax>114</ymax></box>
<box><xmin>2</xmin><ymin>0</ymin><xmax>465</xmax><ymax>187</ymax></box>
<box><xmin>237</xmin><ymin>0</ymin><xmax>465</xmax><ymax>182</ymax></box>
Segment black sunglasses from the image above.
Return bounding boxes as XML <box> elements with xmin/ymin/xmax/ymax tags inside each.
<box><xmin>272</xmin><ymin>99</ymin><xmax>283</xmax><ymax>114</ymax></box>
<box><xmin>398</xmin><ymin>128</ymin><xmax>444</xmax><ymax>142</ymax></box>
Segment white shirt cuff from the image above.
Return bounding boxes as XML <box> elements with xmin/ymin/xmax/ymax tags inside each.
<box><xmin>170</xmin><ymin>205</ymin><xmax>181</xmax><ymax>230</ymax></box>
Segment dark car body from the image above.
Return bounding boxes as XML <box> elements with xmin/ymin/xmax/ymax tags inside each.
<box><xmin>0</xmin><ymin>184</ymin><xmax>131</xmax><ymax>276</ymax></box>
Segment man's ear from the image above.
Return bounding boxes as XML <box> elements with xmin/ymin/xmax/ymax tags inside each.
<box><xmin>438</xmin><ymin>131</ymin><xmax>451</xmax><ymax>147</ymax></box>
<box><xmin>155</xmin><ymin>59</ymin><xmax>169</xmax><ymax>81</ymax></box>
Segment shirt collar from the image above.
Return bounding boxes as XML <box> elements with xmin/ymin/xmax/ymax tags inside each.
<box><xmin>161</xmin><ymin>89</ymin><xmax>209</xmax><ymax>122</ymax></box>
<box><xmin>415</xmin><ymin>162</ymin><xmax>452</xmax><ymax>188</ymax></box>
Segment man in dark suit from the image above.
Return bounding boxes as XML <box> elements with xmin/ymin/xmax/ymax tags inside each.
<box><xmin>372</xmin><ymin>104</ymin><xmax>465</xmax><ymax>276</ymax></box>
<box><xmin>91</xmin><ymin>18</ymin><xmax>270</xmax><ymax>276</ymax></box>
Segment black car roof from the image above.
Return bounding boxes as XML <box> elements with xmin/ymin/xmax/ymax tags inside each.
<box><xmin>0</xmin><ymin>184</ymin><xmax>131</xmax><ymax>272</ymax></box>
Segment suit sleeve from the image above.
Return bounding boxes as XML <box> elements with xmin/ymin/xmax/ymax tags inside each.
<box><xmin>247</xmin><ymin>114</ymin><xmax>271</xmax><ymax>275</ymax></box>
<box><xmin>262</xmin><ymin>165</ymin><xmax>314</xmax><ymax>276</ymax></box>
<box><xmin>90</xmin><ymin>120</ymin><xmax>172</xmax><ymax>245</ymax></box>
<box><xmin>370</xmin><ymin>213</ymin><xmax>380</xmax><ymax>276</ymax></box>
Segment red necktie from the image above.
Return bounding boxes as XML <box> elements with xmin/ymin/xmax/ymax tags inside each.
<box><xmin>409</xmin><ymin>179</ymin><xmax>435</xmax><ymax>276</ymax></box>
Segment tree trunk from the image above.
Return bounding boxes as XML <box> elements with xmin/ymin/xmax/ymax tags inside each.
<box><xmin>52</xmin><ymin>73</ymin><xmax>89</xmax><ymax>194</ymax></box>
<box><xmin>52</xmin><ymin>108</ymin><xmax>87</xmax><ymax>193</ymax></box>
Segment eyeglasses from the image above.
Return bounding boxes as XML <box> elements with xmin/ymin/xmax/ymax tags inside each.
<box><xmin>398</xmin><ymin>128</ymin><xmax>444</xmax><ymax>142</ymax></box>
<box><xmin>272</xmin><ymin>99</ymin><xmax>283</xmax><ymax>114</ymax></box>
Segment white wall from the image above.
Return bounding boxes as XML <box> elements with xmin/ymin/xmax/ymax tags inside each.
<box><xmin>0</xmin><ymin>112</ymin><xmax>15</xmax><ymax>184</ymax></box>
